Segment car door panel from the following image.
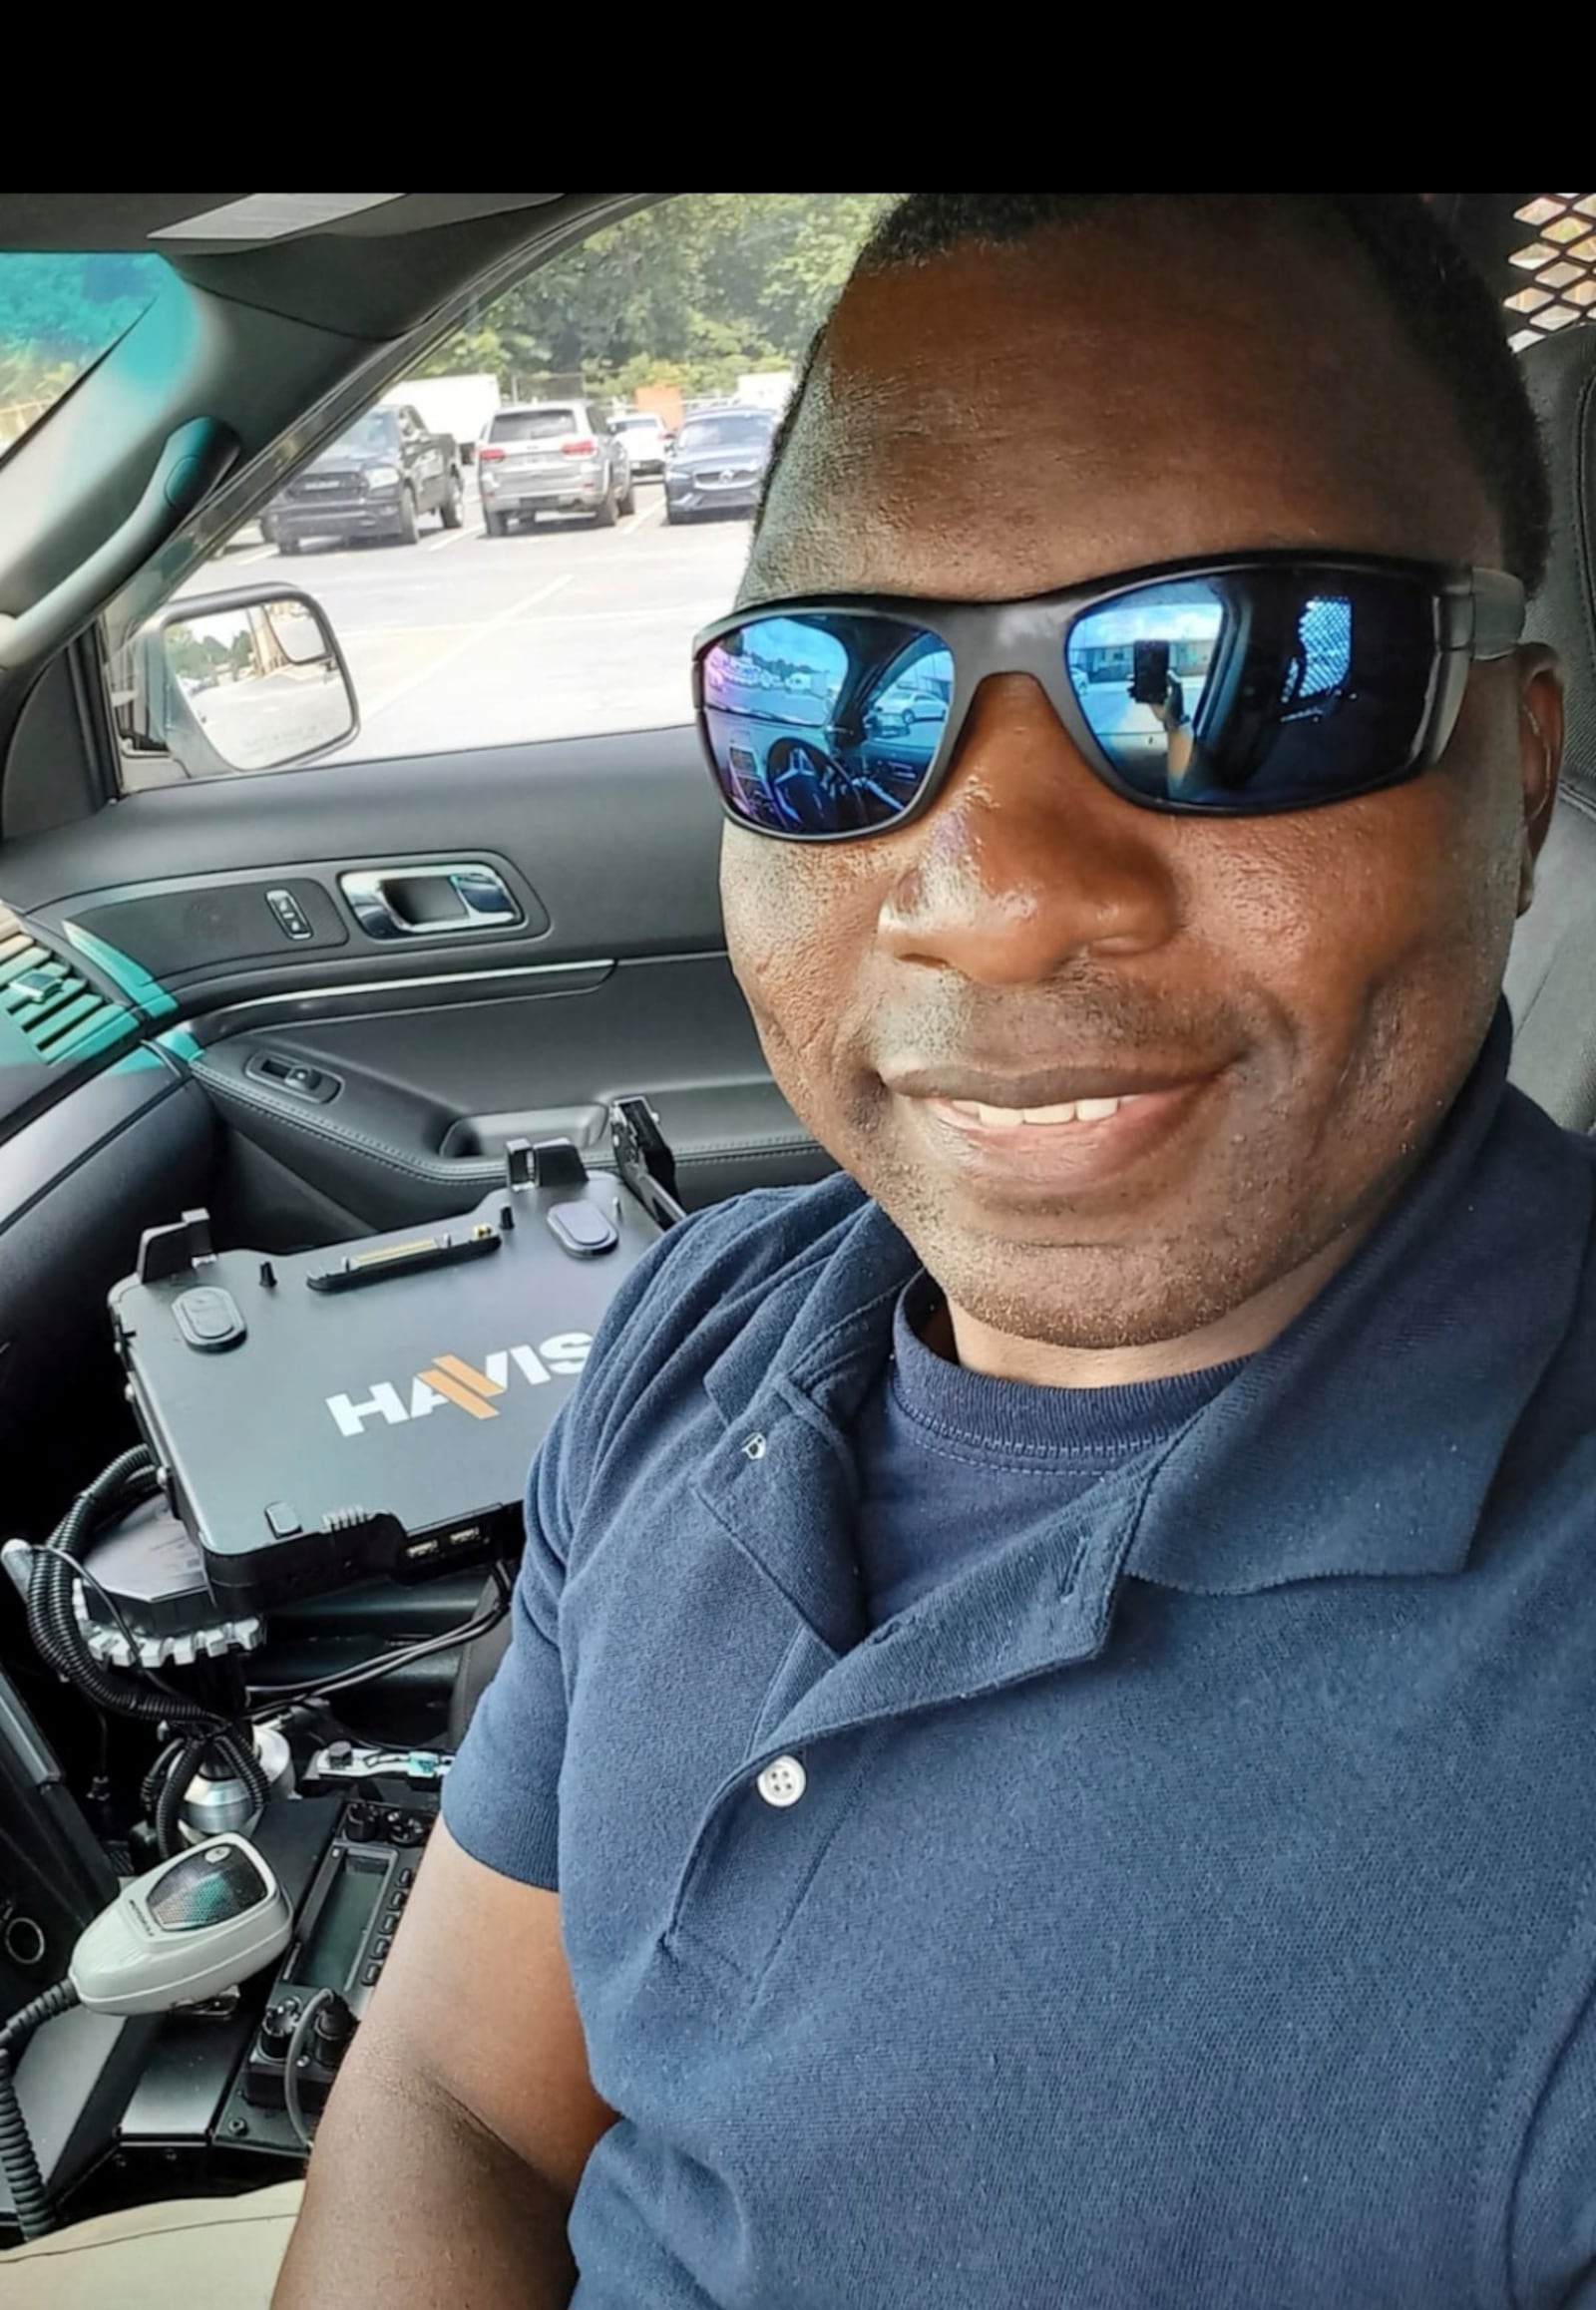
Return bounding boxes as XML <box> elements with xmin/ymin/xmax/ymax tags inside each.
<box><xmin>190</xmin><ymin>958</ymin><xmax>830</xmax><ymax>1234</ymax></box>
<box><xmin>39</xmin><ymin>851</ymin><xmax>549</xmax><ymax>1000</ymax></box>
<box><xmin>1</xmin><ymin>727</ymin><xmax>831</xmax><ymax>1235</ymax></box>
<box><xmin>4</xmin><ymin>729</ymin><xmax>713</xmax><ymax>987</ymax></box>
<box><xmin>69</xmin><ymin>872</ymin><xmax>352</xmax><ymax>978</ymax></box>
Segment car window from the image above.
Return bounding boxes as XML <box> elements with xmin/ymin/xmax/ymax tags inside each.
<box><xmin>675</xmin><ymin>414</ymin><xmax>777</xmax><ymax>453</ymax></box>
<box><xmin>115</xmin><ymin>194</ymin><xmax>899</xmax><ymax>787</ymax></box>
<box><xmin>342</xmin><ymin>409</ymin><xmax>403</xmax><ymax>455</ymax></box>
<box><xmin>489</xmin><ymin>407</ymin><xmax>580</xmax><ymax>443</ymax></box>
<box><xmin>1</xmin><ymin>249</ymin><xmax>170</xmax><ymax>459</ymax></box>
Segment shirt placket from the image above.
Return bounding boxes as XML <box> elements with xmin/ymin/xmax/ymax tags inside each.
<box><xmin>670</xmin><ymin>1382</ymin><xmax>1148</xmax><ymax>1991</ymax></box>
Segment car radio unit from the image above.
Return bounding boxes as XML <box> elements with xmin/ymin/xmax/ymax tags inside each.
<box><xmin>212</xmin><ymin>1792</ymin><xmax>438</xmax><ymax>2153</ymax></box>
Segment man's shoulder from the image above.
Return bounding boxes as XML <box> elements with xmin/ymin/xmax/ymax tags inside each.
<box><xmin>568</xmin><ymin>1169</ymin><xmax>906</xmax><ymax>1452</ymax></box>
<box><xmin>627</xmin><ymin>1170</ymin><xmax>878</xmax><ymax>1325</ymax></box>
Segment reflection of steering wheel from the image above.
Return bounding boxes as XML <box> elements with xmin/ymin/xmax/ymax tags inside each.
<box><xmin>762</xmin><ymin>732</ymin><xmax>925</xmax><ymax>834</ymax></box>
<box><xmin>765</xmin><ymin>736</ymin><xmax>847</xmax><ymax>831</ymax></box>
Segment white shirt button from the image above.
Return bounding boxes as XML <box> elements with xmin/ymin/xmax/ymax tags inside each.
<box><xmin>756</xmin><ymin>1754</ymin><xmax>806</xmax><ymax>1808</ymax></box>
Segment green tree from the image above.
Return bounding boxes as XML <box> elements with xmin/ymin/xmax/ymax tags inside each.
<box><xmin>412</xmin><ymin>194</ymin><xmax>901</xmax><ymax>403</ymax></box>
<box><xmin>164</xmin><ymin>623</ymin><xmax>208</xmax><ymax>681</ymax></box>
<box><xmin>691</xmin><ymin>193</ymin><xmax>897</xmax><ymax>352</ymax></box>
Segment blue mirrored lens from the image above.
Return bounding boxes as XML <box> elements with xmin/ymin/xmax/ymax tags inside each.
<box><xmin>1064</xmin><ymin>571</ymin><xmax>1434</xmax><ymax>807</ymax></box>
<box><xmin>700</xmin><ymin>612</ymin><xmax>952</xmax><ymax>835</ymax></box>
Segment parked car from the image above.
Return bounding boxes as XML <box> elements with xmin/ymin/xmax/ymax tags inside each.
<box><xmin>663</xmin><ymin>406</ymin><xmax>778</xmax><ymax>524</ymax></box>
<box><xmin>262</xmin><ymin>405</ymin><xmax>463</xmax><ymax>553</ymax></box>
<box><xmin>477</xmin><ymin>400</ymin><xmax>635</xmax><ymax>534</ymax></box>
<box><xmin>609</xmin><ymin>410</ymin><xmax>672</xmax><ymax>476</ymax></box>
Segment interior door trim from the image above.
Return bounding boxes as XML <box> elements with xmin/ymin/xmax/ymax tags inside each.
<box><xmin>190</xmin><ymin>958</ymin><xmax>618</xmax><ymax>1043</ymax></box>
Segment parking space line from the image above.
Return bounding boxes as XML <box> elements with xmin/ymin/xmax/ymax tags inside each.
<box><xmin>360</xmin><ymin>574</ymin><xmax>574</xmax><ymax>725</ymax></box>
<box><xmin>233</xmin><ymin>545</ymin><xmax>277</xmax><ymax>566</ymax></box>
<box><xmin>423</xmin><ymin>526</ymin><xmax>475</xmax><ymax>555</ymax></box>
<box><xmin>620</xmin><ymin>498</ymin><xmax>666</xmax><ymax>536</ymax></box>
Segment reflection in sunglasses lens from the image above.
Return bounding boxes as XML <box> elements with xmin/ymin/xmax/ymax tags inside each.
<box><xmin>1066</xmin><ymin>580</ymin><xmax>1224</xmax><ymax>798</ymax></box>
<box><xmin>702</xmin><ymin>615</ymin><xmax>951</xmax><ymax>834</ymax></box>
<box><xmin>1065</xmin><ymin>571</ymin><xmax>1430</xmax><ymax>807</ymax></box>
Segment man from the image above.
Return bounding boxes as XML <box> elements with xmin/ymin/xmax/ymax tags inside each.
<box><xmin>276</xmin><ymin>193</ymin><xmax>1596</xmax><ymax>2308</ymax></box>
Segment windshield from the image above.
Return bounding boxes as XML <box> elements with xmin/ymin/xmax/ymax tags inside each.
<box><xmin>490</xmin><ymin>408</ymin><xmax>580</xmax><ymax>443</ymax></box>
<box><xmin>676</xmin><ymin>413</ymin><xmax>774</xmax><ymax>453</ymax></box>
<box><xmin>0</xmin><ymin>250</ymin><xmax>170</xmax><ymax>457</ymax></box>
<box><xmin>616</xmin><ymin>415</ymin><xmax>662</xmax><ymax>433</ymax></box>
<box><xmin>339</xmin><ymin>409</ymin><xmax>402</xmax><ymax>456</ymax></box>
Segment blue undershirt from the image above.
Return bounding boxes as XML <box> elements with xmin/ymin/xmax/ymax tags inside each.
<box><xmin>854</xmin><ymin>1275</ymin><xmax>1246</xmax><ymax>1625</ymax></box>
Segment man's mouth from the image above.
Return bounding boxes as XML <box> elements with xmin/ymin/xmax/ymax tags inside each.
<box><xmin>889</xmin><ymin>1068</ymin><xmax>1220</xmax><ymax>1200</ymax></box>
<box><xmin>938</xmin><ymin>1092</ymin><xmax>1153</xmax><ymax>1128</ymax></box>
<box><xmin>884</xmin><ymin>1060</ymin><xmax>1211</xmax><ymax>1110</ymax></box>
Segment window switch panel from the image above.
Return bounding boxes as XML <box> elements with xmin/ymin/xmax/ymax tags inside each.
<box><xmin>245</xmin><ymin>1051</ymin><xmax>340</xmax><ymax>1103</ymax></box>
<box><xmin>266</xmin><ymin>888</ymin><xmax>314</xmax><ymax>942</ymax></box>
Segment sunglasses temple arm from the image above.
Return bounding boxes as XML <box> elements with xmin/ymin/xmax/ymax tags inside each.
<box><xmin>1470</xmin><ymin>570</ymin><xmax>1527</xmax><ymax>660</ymax></box>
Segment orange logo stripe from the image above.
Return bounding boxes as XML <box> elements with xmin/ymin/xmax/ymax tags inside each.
<box><xmin>432</xmin><ymin>1353</ymin><xmax>506</xmax><ymax>1399</ymax></box>
<box><xmin>418</xmin><ymin>1366</ymin><xmax>499</xmax><ymax>1418</ymax></box>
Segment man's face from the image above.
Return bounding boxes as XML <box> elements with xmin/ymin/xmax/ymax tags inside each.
<box><xmin>723</xmin><ymin>216</ymin><xmax>1556</xmax><ymax>1352</ymax></box>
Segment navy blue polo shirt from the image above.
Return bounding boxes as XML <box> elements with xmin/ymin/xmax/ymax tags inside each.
<box><xmin>445</xmin><ymin>1010</ymin><xmax>1596</xmax><ymax>2310</ymax></box>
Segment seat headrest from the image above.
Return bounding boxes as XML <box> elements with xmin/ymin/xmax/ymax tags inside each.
<box><xmin>1521</xmin><ymin>325</ymin><xmax>1596</xmax><ymax>797</ymax></box>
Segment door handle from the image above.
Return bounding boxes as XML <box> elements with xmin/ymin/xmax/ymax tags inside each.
<box><xmin>340</xmin><ymin>864</ymin><xmax>523</xmax><ymax>940</ymax></box>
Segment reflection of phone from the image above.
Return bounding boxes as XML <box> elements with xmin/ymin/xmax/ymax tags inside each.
<box><xmin>1129</xmin><ymin>639</ymin><xmax>1170</xmax><ymax>706</ymax></box>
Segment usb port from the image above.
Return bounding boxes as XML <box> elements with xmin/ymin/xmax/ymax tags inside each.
<box><xmin>404</xmin><ymin>1537</ymin><xmax>441</xmax><ymax>1563</ymax></box>
<box><xmin>446</xmin><ymin>1524</ymin><xmax>485</xmax><ymax>1549</ymax></box>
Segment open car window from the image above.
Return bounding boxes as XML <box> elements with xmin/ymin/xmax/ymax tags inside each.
<box><xmin>118</xmin><ymin>194</ymin><xmax>900</xmax><ymax>787</ymax></box>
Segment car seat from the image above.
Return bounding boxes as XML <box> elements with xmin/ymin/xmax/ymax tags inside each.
<box><xmin>1505</xmin><ymin>322</ymin><xmax>1596</xmax><ymax>1124</ymax></box>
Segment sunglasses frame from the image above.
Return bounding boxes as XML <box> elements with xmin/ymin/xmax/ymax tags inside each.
<box><xmin>692</xmin><ymin>550</ymin><xmax>1526</xmax><ymax>844</ymax></box>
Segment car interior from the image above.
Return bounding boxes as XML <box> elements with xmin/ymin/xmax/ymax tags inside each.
<box><xmin>0</xmin><ymin>189</ymin><xmax>1592</xmax><ymax>2264</ymax></box>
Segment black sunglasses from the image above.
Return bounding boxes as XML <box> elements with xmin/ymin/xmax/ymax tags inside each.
<box><xmin>691</xmin><ymin>552</ymin><xmax>1525</xmax><ymax>843</ymax></box>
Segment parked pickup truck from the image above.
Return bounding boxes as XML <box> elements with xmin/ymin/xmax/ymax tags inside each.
<box><xmin>263</xmin><ymin>404</ymin><xmax>464</xmax><ymax>553</ymax></box>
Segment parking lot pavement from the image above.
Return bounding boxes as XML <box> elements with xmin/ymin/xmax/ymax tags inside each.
<box><xmin>184</xmin><ymin>481</ymin><xmax>752</xmax><ymax>762</ymax></box>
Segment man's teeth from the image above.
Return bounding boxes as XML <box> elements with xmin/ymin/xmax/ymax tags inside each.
<box><xmin>949</xmin><ymin>1095</ymin><xmax>1134</xmax><ymax>1128</ymax></box>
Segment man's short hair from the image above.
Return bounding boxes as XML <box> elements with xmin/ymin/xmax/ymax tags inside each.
<box><xmin>756</xmin><ymin>192</ymin><xmax>1550</xmax><ymax>593</ymax></box>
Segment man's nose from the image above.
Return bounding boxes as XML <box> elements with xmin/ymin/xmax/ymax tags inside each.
<box><xmin>876</xmin><ymin>674</ymin><xmax>1181</xmax><ymax>983</ymax></box>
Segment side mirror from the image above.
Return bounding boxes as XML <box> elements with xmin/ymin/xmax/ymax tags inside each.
<box><xmin>130</xmin><ymin>585</ymin><xmax>358</xmax><ymax>778</ymax></box>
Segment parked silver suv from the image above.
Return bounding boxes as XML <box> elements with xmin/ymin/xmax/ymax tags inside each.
<box><xmin>478</xmin><ymin>399</ymin><xmax>634</xmax><ymax>534</ymax></box>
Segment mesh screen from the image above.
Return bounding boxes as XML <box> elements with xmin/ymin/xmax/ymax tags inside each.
<box><xmin>1505</xmin><ymin>193</ymin><xmax>1596</xmax><ymax>350</ymax></box>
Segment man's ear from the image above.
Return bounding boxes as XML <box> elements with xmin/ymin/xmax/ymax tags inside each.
<box><xmin>1516</xmin><ymin>648</ymin><xmax>1564</xmax><ymax>915</ymax></box>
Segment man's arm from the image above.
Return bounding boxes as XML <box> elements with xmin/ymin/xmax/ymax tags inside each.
<box><xmin>273</xmin><ymin>1818</ymin><xmax>613</xmax><ymax>2309</ymax></box>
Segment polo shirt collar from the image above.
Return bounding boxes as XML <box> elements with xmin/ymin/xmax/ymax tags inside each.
<box><xmin>698</xmin><ymin>1007</ymin><xmax>1592</xmax><ymax>1674</ymax></box>
<box><xmin>1128</xmin><ymin>1007</ymin><xmax>1593</xmax><ymax>1595</ymax></box>
<box><xmin>697</xmin><ymin>1228</ymin><xmax>913</xmax><ymax>1656</ymax></box>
